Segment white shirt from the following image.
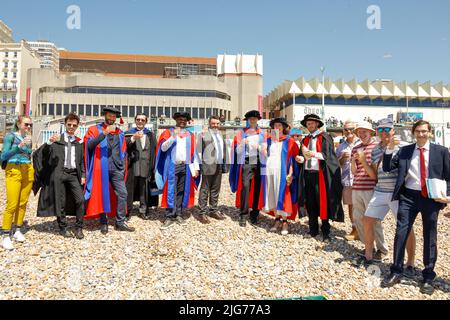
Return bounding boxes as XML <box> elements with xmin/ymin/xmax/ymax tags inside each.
<box><xmin>406</xmin><ymin>141</ymin><xmax>430</xmax><ymax>191</ymax></box>
<box><xmin>131</xmin><ymin>131</ymin><xmax>147</xmax><ymax>149</ymax></box>
<box><xmin>161</xmin><ymin>129</ymin><xmax>200</xmax><ymax>171</ymax></box>
<box><xmin>64</xmin><ymin>133</ymin><xmax>76</xmax><ymax>169</ymax></box>
<box><xmin>209</xmin><ymin>129</ymin><xmax>224</xmax><ymax>164</ymax></box>
<box><xmin>386</xmin><ymin>141</ymin><xmax>430</xmax><ymax>191</ymax></box>
<box><xmin>304</xmin><ymin>129</ymin><xmax>325</xmax><ymax>171</ymax></box>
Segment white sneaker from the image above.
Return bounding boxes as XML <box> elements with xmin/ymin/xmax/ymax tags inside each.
<box><xmin>13</xmin><ymin>230</ymin><xmax>26</xmax><ymax>243</ymax></box>
<box><xmin>2</xmin><ymin>236</ymin><xmax>14</xmax><ymax>251</ymax></box>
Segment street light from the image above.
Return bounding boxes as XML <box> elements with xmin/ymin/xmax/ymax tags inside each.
<box><xmin>320</xmin><ymin>66</ymin><xmax>325</xmax><ymax>122</ymax></box>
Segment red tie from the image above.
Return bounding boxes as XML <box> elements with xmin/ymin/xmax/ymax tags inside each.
<box><xmin>419</xmin><ymin>147</ymin><xmax>428</xmax><ymax>198</ymax></box>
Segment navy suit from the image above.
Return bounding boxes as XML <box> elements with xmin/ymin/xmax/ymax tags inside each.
<box><xmin>383</xmin><ymin>142</ymin><xmax>450</xmax><ymax>281</ymax></box>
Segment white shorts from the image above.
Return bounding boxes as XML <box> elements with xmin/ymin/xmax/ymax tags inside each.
<box><xmin>364</xmin><ymin>191</ymin><xmax>398</xmax><ymax>221</ymax></box>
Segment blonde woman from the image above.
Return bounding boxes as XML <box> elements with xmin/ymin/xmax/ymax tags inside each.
<box><xmin>1</xmin><ymin>116</ymin><xmax>34</xmax><ymax>250</ymax></box>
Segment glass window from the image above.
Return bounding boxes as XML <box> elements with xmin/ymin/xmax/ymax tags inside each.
<box><xmin>192</xmin><ymin>107</ymin><xmax>199</xmax><ymax>119</ymax></box>
<box><xmin>86</xmin><ymin>105</ymin><xmax>92</xmax><ymax>116</ymax></box>
<box><xmin>129</xmin><ymin>106</ymin><xmax>136</xmax><ymax>118</ymax></box>
<box><xmin>63</xmin><ymin>104</ymin><xmax>69</xmax><ymax>115</ymax></box>
<box><xmin>42</xmin><ymin>103</ymin><xmax>47</xmax><ymax>116</ymax></box>
<box><xmin>136</xmin><ymin>106</ymin><xmax>143</xmax><ymax>115</ymax></box>
<box><xmin>71</xmin><ymin>104</ymin><xmax>77</xmax><ymax>113</ymax></box>
<box><xmin>78</xmin><ymin>104</ymin><xmax>84</xmax><ymax>116</ymax></box>
<box><xmin>184</xmin><ymin>107</ymin><xmax>191</xmax><ymax>116</ymax></box>
<box><xmin>12</xmin><ymin>82</ymin><xmax>16</xmax><ymax>89</ymax></box>
<box><xmin>171</xmin><ymin>107</ymin><xmax>178</xmax><ymax>115</ymax></box>
<box><xmin>56</xmin><ymin>104</ymin><xmax>62</xmax><ymax>116</ymax></box>
<box><xmin>121</xmin><ymin>106</ymin><xmax>128</xmax><ymax>117</ymax></box>
<box><xmin>151</xmin><ymin>106</ymin><xmax>157</xmax><ymax>117</ymax></box>
<box><xmin>2</xmin><ymin>83</ymin><xmax>6</xmax><ymax>90</ymax></box>
<box><xmin>199</xmin><ymin>108</ymin><xmax>205</xmax><ymax>119</ymax></box>
<box><xmin>2</xmin><ymin>94</ymin><xmax>6</xmax><ymax>103</ymax></box>
<box><xmin>157</xmin><ymin>107</ymin><xmax>164</xmax><ymax>117</ymax></box>
<box><xmin>3</xmin><ymin>72</ymin><xmax>7</xmax><ymax>78</ymax></box>
<box><xmin>49</xmin><ymin>103</ymin><xmax>55</xmax><ymax>115</ymax></box>
<box><xmin>12</xmin><ymin>72</ymin><xmax>16</xmax><ymax>78</ymax></box>
<box><xmin>213</xmin><ymin>108</ymin><xmax>218</xmax><ymax>116</ymax></box>
<box><xmin>164</xmin><ymin>107</ymin><xmax>170</xmax><ymax>117</ymax></box>
<box><xmin>13</xmin><ymin>52</ymin><xmax>17</xmax><ymax>58</ymax></box>
<box><xmin>143</xmin><ymin>106</ymin><xmax>150</xmax><ymax>117</ymax></box>
<box><xmin>100</xmin><ymin>105</ymin><xmax>106</xmax><ymax>114</ymax></box>
<box><xmin>206</xmin><ymin>108</ymin><xmax>212</xmax><ymax>119</ymax></box>
<box><xmin>93</xmin><ymin>105</ymin><xmax>100</xmax><ymax>116</ymax></box>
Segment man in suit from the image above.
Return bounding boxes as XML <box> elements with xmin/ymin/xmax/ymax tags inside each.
<box><xmin>381</xmin><ymin>120</ymin><xmax>450</xmax><ymax>295</ymax></box>
<box><xmin>35</xmin><ymin>113</ymin><xmax>85</xmax><ymax>239</ymax></box>
<box><xmin>196</xmin><ymin>115</ymin><xmax>228</xmax><ymax>224</ymax></box>
<box><xmin>125</xmin><ymin>113</ymin><xmax>158</xmax><ymax>220</ymax></box>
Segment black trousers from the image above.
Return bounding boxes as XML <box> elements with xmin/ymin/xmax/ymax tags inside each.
<box><xmin>127</xmin><ymin>176</ymin><xmax>147</xmax><ymax>215</ymax></box>
<box><xmin>391</xmin><ymin>188</ymin><xmax>441</xmax><ymax>281</ymax></box>
<box><xmin>304</xmin><ymin>170</ymin><xmax>330</xmax><ymax>236</ymax></box>
<box><xmin>240</xmin><ymin>159</ymin><xmax>261</xmax><ymax>217</ymax></box>
<box><xmin>166</xmin><ymin>164</ymin><xmax>186</xmax><ymax>218</ymax></box>
<box><xmin>198</xmin><ymin>165</ymin><xmax>222</xmax><ymax>215</ymax></box>
<box><xmin>58</xmin><ymin>170</ymin><xmax>84</xmax><ymax>230</ymax></box>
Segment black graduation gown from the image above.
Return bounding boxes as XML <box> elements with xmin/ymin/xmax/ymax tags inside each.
<box><xmin>32</xmin><ymin>137</ymin><xmax>85</xmax><ymax>217</ymax></box>
<box><xmin>125</xmin><ymin>130</ymin><xmax>159</xmax><ymax>208</ymax></box>
<box><xmin>297</xmin><ymin>132</ymin><xmax>344</xmax><ymax>222</ymax></box>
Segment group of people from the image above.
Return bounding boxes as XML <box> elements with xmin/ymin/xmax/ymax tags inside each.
<box><xmin>1</xmin><ymin>106</ymin><xmax>450</xmax><ymax>296</ymax></box>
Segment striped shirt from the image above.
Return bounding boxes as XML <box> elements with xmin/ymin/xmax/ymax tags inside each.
<box><xmin>372</xmin><ymin>142</ymin><xmax>400</xmax><ymax>193</ymax></box>
<box><xmin>351</xmin><ymin>139</ymin><xmax>378</xmax><ymax>190</ymax></box>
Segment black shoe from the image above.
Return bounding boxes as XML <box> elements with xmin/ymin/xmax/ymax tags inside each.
<box><xmin>322</xmin><ymin>234</ymin><xmax>331</xmax><ymax>243</ymax></box>
<box><xmin>352</xmin><ymin>256</ymin><xmax>374</xmax><ymax>267</ymax></box>
<box><xmin>381</xmin><ymin>273</ymin><xmax>403</xmax><ymax>288</ymax></box>
<box><xmin>74</xmin><ymin>228</ymin><xmax>84</xmax><ymax>240</ymax></box>
<box><xmin>160</xmin><ymin>218</ymin><xmax>176</xmax><ymax>230</ymax></box>
<box><xmin>139</xmin><ymin>213</ymin><xmax>151</xmax><ymax>220</ymax></box>
<box><xmin>114</xmin><ymin>223</ymin><xmax>135</xmax><ymax>232</ymax></box>
<box><xmin>249</xmin><ymin>212</ymin><xmax>259</xmax><ymax>225</ymax></box>
<box><xmin>403</xmin><ymin>266</ymin><xmax>416</xmax><ymax>279</ymax></box>
<box><xmin>100</xmin><ymin>224</ymin><xmax>108</xmax><ymax>235</ymax></box>
<box><xmin>239</xmin><ymin>215</ymin><xmax>247</xmax><ymax>227</ymax></box>
<box><xmin>420</xmin><ymin>280</ymin><xmax>435</xmax><ymax>295</ymax></box>
<box><xmin>309</xmin><ymin>231</ymin><xmax>319</xmax><ymax>238</ymax></box>
<box><xmin>59</xmin><ymin>229</ymin><xmax>72</xmax><ymax>238</ymax></box>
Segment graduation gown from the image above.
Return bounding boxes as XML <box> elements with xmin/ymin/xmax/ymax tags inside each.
<box><xmin>125</xmin><ymin>127</ymin><xmax>159</xmax><ymax>207</ymax></box>
<box><xmin>155</xmin><ymin>128</ymin><xmax>200</xmax><ymax>209</ymax></box>
<box><xmin>83</xmin><ymin>124</ymin><xmax>128</xmax><ymax>220</ymax></box>
<box><xmin>298</xmin><ymin>132</ymin><xmax>344</xmax><ymax>222</ymax></box>
<box><xmin>32</xmin><ymin>136</ymin><xmax>85</xmax><ymax>217</ymax></box>
<box><xmin>229</xmin><ymin>127</ymin><xmax>267</xmax><ymax>210</ymax></box>
<box><xmin>264</xmin><ymin>136</ymin><xmax>300</xmax><ymax>221</ymax></box>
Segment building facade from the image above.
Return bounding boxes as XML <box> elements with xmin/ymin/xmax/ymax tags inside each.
<box><xmin>0</xmin><ymin>20</ymin><xmax>13</xmax><ymax>44</ymax></box>
<box><xmin>27</xmin><ymin>40</ymin><xmax>60</xmax><ymax>70</ymax></box>
<box><xmin>1</xmin><ymin>40</ymin><xmax>41</xmax><ymax>115</ymax></box>
<box><xmin>27</xmin><ymin>51</ymin><xmax>263</xmax><ymax>121</ymax></box>
<box><xmin>264</xmin><ymin>77</ymin><xmax>450</xmax><ymax>125</ymax></box>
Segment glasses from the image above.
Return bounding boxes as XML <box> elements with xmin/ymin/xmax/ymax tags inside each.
<box><xmin>415</xmin><ymin>130</ymin><xmax>429</xmax><ymax>134</ymax></box>
<box><xmin>377</xmin><ymin>127</ymin><xmax>392</xmax><ymax>133</ymax></box>
<box><xmin>344</xmin><ymin>128</ymin><xmax>355</xmax><ymax>132</ymax></box>
<box><xmin>66</xmin><ymin>124</ymin><xmax>78</xmax><ymax>128</ymax></box>
<box><xmin>136</xmin><ymin>118</ymin><xmax>147</xmax><ymax>122</ymax></box>
<box><xmin>24</xmin><ymin>123</ymin><xmax>33</xmax><ymax>128</ymax></box>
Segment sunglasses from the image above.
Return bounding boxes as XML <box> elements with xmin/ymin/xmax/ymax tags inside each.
<box><xmin>377</xmin><ymin>127</ymin><xmax>392</xmax><ymax>133</ymax></box>
<box><xmin>136</xmin><ymin>118</ymin><xmax>147</xmax><ymax>122</ymax></box>
<box><xmin>344</xmin><ymin>128</ymin><xmax>355</xmax><ymax>132</ymax></box>
<box><xmin>24</xmin><ymin>123</ymin><xmax>33</xmax><ymax>128</ymax></box>
<box><xmin>66</xmin><ymin>124</ymin><xmax>78</xmax><ymax>128</ymax></box>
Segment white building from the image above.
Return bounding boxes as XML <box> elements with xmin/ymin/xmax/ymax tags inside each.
<box><xmin>0</xmin><ymin>40</ymin><xmax>41</xmax><ymax>115</ymax></box>
<box><xmin>264</xmin><ymin>77</ymin><xmax>450</xmax><ymax>126</ymax></box>
<box><xmin>27</xmin><ymin>40</ymin><xmax>60</xmax><ymax>70</ymax></box>
<box><xmin>0</xmin><ymin>20</ymin><xmax>13</xmax><ymax>43</ymax></box>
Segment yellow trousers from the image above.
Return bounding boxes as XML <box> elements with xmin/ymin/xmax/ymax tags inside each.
<box><xmin>2</xmin><ymin>163</ymin><xmax>34</xmax><ymax>231</ymax></box>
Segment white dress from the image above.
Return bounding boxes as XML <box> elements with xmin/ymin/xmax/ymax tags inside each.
<box><xmin>264</xmin><ymin>140</ymin><xmax>288</xmax><ymax>218</ymax></box>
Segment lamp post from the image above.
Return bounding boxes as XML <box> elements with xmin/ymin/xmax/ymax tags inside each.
<box><xmin>320</xmin><ymin>66</ymin><xmax>325</xmax><ymax>122</ymax></box>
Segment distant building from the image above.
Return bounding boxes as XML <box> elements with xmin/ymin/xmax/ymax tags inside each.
<box><xmin>27</xmin><ymin>51</ymin><xmax>263</xmax><ymax>121</ymax></box>
<box><xmin>1</xmin><ymin>40</ymin><xmax>41</xmax><ymax>115</ymax></box>
<box><xmin>264</xmin><ymin>77</ymin><xmax>450</xmax><ymax>125</ymax></box>
<box><xmin>0</xmin><ymin>20</ymin><xmax>13</xmax><ymax>43</ymax></box>
<box><xmin>27</xmin><ymin>40</ymin><xmax>60</xmax><ymax>70</ymax></box>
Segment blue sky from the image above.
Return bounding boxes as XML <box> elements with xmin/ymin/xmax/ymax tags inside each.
<box><xmin>3</xmin><ymin>0</ymin><xmax>450</xmax><ymax>94</ymax></box>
